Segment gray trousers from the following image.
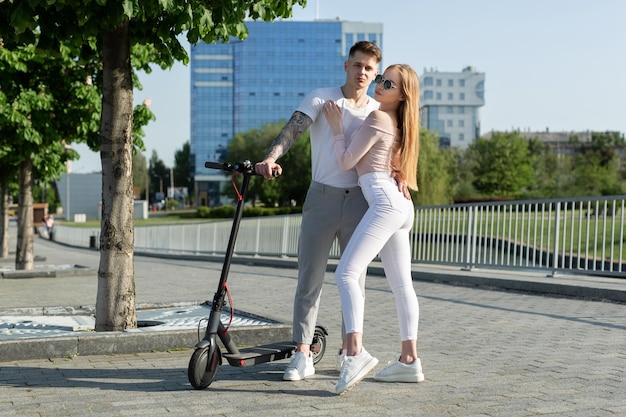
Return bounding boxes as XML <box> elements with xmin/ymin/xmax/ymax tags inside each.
<box><xmin>293</xmin><ymin>181</ymin><xmax>368</xmax><ymax>345</ymax></box>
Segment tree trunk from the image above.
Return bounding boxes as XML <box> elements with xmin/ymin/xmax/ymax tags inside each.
<box><xmin>0</xmin><ymin>167</ymin><xmax>9</xmax><ymax>259</ymax></box>
<box><xmin>95</xmin><ymin>20</ymin><xmax>137</xmax><ymax>332</ymax></box>
<box><xmin>16</xmin><ymin>159</ymin><xmax>34</xmax><ymax>270</ymax></box>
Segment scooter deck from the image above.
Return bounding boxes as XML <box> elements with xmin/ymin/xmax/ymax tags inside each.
<box><xmin>222</xmin><ymin>341</ymin><xmax>295</xmax><ymax>367</ymax></box>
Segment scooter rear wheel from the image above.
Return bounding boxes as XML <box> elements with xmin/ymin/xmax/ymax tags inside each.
<box><xmin>310</xmin><ymin>326</ymin><xmax>327</xmax><ymax>365</ymax></box>
<box><xmin>188</xmin><ymin>343</ymin><xmax>221</xmax><ymax>389</ymax></box>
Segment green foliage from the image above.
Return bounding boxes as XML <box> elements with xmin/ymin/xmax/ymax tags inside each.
<box><xmin>580</xmin><ymin>131</ymin><xmax>625</xmax><ymax>167</ymax></box>
<box><xmin>0</xmin><ymin>41</ymin><xmax>101</xmax><ymax>182</ymax></box>
<box><xmin>572</xmin><ymin>154</ymin><xmax>624</xmax><ymax>197</ymax></box>
<box><xmin>571</xmin><ymin>131</ymin><xmax>626</xmax><ymax>196</ymax></box>
<box><xmin>245</xmin><ymin>205</ymin><xmax>301</xmax><ymax>216</ymax></box>
<box><xmin>149</xmin><ymin>150</ymin><xmax>170</xmax><ymax>200</ymax></box>
<box><xmin>469</xmin><ymin>131</ymin><xmax>535</xmax><ymax>197</ymax></box>
<box><xmin>196</xmin><ymin>204</ymin><xmax>301</xmax><ymax>219</ymax></box>
<box><xmin>514</xmin><ymin>131</ymin><xmax>626</xmax><ymax>200</ymax></box>
<box><xmin>132</xmin><ymin>152</ymin><xmax>149</xmax><ymax>199</ymax></box>
<box><xmin>1</xmin><ymin>1</ymin><xmax>306</xmax><ymax>69</ymax></box>
<box><xmin>166</xmin><ymin>199</ymin><xmax>180</xmax><ymax>210</ymax></box>
<box><xmin>196</xmin><ymin>205</ymin><xmax>235</xmax><ymax>219</ymax></box>
<box><xmin>32</xmin><ymin>180</ymin><xmax>61</xmax><ymax>212</ymax></box>
<box><xmin>413</xmin><ymin>128</ymin><xmax>455</xmax><ymax>206</ymax></box>
<box><xmin>196</xmin><ymin>206</ymin><xmax>210</xmax><ymax>218</ymax></box>
<box><xmin>448</xmin><ymin>147</ymin><xmax>479</xmax><ymax>201</ymax></box>
<box><xmin>173</xmin><ymin>141</ymin><xmax>193</xmax><ymax>202</ymax></box>
<box><xmin>273</xmin><ymin>126</ymin><xmax>312</xmax><ymax>205</ymax></box>
<box><xmin>226</xmin><ymin>121</ymin><xmax>312</xmax><ymax>206</ymax></box>
<box><xmin>131</xmin><ymin>100</ymin><xmax>155</xmax><ymax>153</ymax></box>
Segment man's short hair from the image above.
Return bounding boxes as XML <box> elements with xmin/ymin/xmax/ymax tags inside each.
<box><xmin>349</xmin><ymin>41</ymin><xmax>382</xmax><ymax>64</ymax></box>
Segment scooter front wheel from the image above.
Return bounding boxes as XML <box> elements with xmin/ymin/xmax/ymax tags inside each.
<box><xmin>188</xmin><ymin>343</ymin><xmax>221</xmax><ymax>389</ymax></box>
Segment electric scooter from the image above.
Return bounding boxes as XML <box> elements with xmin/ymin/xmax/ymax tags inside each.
<box><xmin>188</xmin><ymin>160</ymin><xmax>328</xmax><ymax>390</ymax></box>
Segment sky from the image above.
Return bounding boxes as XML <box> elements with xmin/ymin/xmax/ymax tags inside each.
<box><xmin>72</xmin><ymin>0</ymin><xmax>626</xmax><ymax>173</ymax></box>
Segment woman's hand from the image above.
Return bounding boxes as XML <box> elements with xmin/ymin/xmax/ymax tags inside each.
<box><xmin>392</xmin><ymin>171</ymin><xmax>411</xmax><ymax>200</ymax></box>
<box><xmin>323</xmin><ymin>100</ymin><xmax>344</xmax><ymax>136</ymax></box>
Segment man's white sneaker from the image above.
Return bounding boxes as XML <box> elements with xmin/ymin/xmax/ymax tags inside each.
<box><xmin>283</xmin><ymin>351</ymin><xmax>315</xmax><ymax>381</ymax></box>
<box><xmin>373</xmin><ymin>358</ymin><xmax>425</xmax><ymax>383</ymax></box>
<box><xmin>335</xmin><ymin>348</ymin><xmax>378</xmax><ymax>394</ymax></box>
<box><xmin>336</xmin><ymin>348</ymin><xmax>346</xmax><ymax>372</ymax></box>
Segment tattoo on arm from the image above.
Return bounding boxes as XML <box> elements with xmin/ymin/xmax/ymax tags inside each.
<box><xmin>265</xmin><ymin>111</ymin><xmax>312</xmax><ymax>161</ymax></box>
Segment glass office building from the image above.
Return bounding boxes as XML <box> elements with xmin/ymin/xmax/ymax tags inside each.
<box><xmin>190</xmin><ymin>20</ymin><xmax>383</xmax><ymax>206</ymax></box>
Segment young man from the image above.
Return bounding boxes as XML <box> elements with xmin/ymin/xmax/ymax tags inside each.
<box><xmin>255</xmin><ymin>41</ymin><xmax>382</xmax><ymax>381</ymax></box>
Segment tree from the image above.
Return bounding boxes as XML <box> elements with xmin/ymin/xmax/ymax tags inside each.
<box><xmin>1</xmin><ymin>0</ymin><xmax>307</xmax><ymax>331</ymax></box>
<box><xmin>132</xmin><ymin>151</ymin><xmax>149</xmax><ymax>200</ymax></box>
<box><xmin>580</xmin><ymin>131</ymin><xmax>625</xmax><ymax>168</ymax></box>
<box><xmin>227</xmin><ymin>121</ymin><xmax>311</xmax><ymax>206</ymax></box>
<box><xmin>149</xmin><ymin>150</ymin><xmax>169</xmax><ymax>203</ymax></box>
<box><xmin>273</xmin><ymin>126</ymin><xmax>312</xmax><ymax>206</ymax></box>
<box><xmin>570</xmin><ymin>131</ymin><xmax>625</xmax><ymax>196</ymax></box>
<box><xmin>413</xmin><ymin>128</ymin><xmax>455</xmax><ymax>206</ymax></box>
<box><xmin>173</xmin><ymin>141</ymin><xmax>192</xmax><ymax>204</ymax></box>
<box><xmin>0</xmin><ymin>40</ymin><xmax>101</xmax><ymax>269</ymax></box>
<box><xmin>469</xmin><ymin>131</ymin><xmax>534</xmax><ymax>197</ymax></box>
<box><xmin>0</xmin><ymin>164</ymin><xmax>16</xmax><ymax>259</ymax></box>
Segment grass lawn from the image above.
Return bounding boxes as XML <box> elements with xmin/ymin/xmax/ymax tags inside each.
<box><xmin>57</xmin><ymin>209</ymin><xmax>213</xmax><ymax>228</ymax></box>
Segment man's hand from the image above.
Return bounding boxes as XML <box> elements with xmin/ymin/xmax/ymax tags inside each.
<box><xmin>255</xmin><ymin>159</ymin><xmax>282</xmax><ymax>179</ymax></box>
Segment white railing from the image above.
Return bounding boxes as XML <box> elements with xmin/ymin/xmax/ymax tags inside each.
<box><xmin>414</xmin><ymin>196</ymin><xmax>625</xmax><ymax>277</ymax></box>
<box><xmin>53</xmin><ymin>195</ymin><xmax>626</xmax><ymax>278</ymax></box>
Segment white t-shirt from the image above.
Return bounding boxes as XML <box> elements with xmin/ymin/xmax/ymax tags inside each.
<box><xmin>297</xmin><ymin>87</ymin><xmax>379</xmax><ymax>188</ymax></box>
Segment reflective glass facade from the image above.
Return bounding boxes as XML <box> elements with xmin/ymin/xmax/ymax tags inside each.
<box><xmin>190</xmin><ymin>20</ymin><xmax>382</xmax><ymax>206</ymax></box>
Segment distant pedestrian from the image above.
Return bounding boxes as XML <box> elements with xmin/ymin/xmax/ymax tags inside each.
<box><xmin>45</xmin><ymin>215</ymin><xmax>55</xmax><ymax>240</ymax></box>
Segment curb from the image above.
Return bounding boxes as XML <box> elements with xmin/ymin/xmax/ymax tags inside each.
<box><xmin>1</xmin><ymin>265</ymin><xmax>95</xmax><ymax>279</ymax></box>
<box><xmin>0</xmin><ymin>324</ymin><xmax>292</xmax><ymax>362</ymax></box>
<box><xmin>404</xmin><ymin>268</ymin><xmax>626</xmax><ymax>303</ymax></box>
<box><xmin>137</xmin><ymin>251</ymin><xmax>626</xmax><ymax>303</ymax></box>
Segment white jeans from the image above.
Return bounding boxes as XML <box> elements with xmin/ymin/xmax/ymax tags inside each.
<box><xmin>335</xmin><ymin>172</ymin><xmax>420</xmax><ymax>341</ymax></box>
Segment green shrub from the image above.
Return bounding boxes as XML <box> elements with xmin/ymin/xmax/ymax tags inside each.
<box><xmin>196</xmin><ymin>206</ymin><xmax>211</xmax><ymax>218</ymax></box>
<box><xmin>195</xmin><ymin>205</ymin><xmax>302</xmax><ymax>219</ymax></box>
<box><xmin>167</xmin><ymin>199</ymin><xmax>180</xmax><ymax>210</ymax></box>
<box><xmin>210</xmin><ymin>205</ymin><xmax>236</xmax><ymax>218</ymax></box>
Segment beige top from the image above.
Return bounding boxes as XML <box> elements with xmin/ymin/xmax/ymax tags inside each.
<box><xmin>333</xmin><ymin>113</ymin><xmax>399</xmax><ymax>177</ymax></box>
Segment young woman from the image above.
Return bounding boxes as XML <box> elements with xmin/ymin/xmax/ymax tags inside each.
<box><xmin>323</xmin><ymin>64</ymin><xmax>423</xmax><ymax>394</ymax></box>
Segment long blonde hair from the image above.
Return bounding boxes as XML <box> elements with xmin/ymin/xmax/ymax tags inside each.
<box><xmin>389</xmin><ymin>64</ymin><xmax>420</xmax><ymax>191</ymax></box>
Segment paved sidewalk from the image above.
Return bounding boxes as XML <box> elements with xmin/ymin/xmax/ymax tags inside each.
<box><xmin>1</xmin><ymin>229</ymin><xmax>625</xmax><ymax>416</ymax></box>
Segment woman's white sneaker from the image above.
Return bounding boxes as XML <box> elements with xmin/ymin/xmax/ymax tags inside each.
<box><xmin>373</xmin><ymin>358</ymin><xmax>425</xmax><ymax>383</ymax></box>
<box><xmin>335</xmin><ymin>348</ymin><xmax>378</xmax><ymax>394</ymax></box>
<box><xmin>336</xmin><ymin>348</ymin><xmax>346</xmax><ymax>372</ymax></box>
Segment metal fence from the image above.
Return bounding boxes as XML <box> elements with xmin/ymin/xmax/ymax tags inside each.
<box><xmin>54</xmin><ymin>195</ymin><xmax>626</xmax><ymax>278</ymax></box>
<box><xmin>414</xmin><ymin>195</ymin><xmax>625</xmax><ymax>278</ymax></box>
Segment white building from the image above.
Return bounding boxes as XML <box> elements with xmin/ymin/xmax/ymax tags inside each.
<box><xmin>420</xmin><ymin>66</ymin><xmax>485</xmax><ymax>148</ymax></box>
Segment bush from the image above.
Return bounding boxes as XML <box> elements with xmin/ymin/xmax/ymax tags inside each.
<box><xmin>167</xmin><ymin>199</ymin><xmax>180</xmax><ymax>210</ymax></box>
<box><xmin>211</xmin><ymin>205</ymin><xmax>236</xmax><ymax>218</ymax></box>
<box><xmin>196</xmin><ymin>206</ymin><xmax>211</xmax><ymax>218</ymax></box>
<box><xmin>195</xmin><ymin>205</ymin><xmax>302</xmax><ymax>219</ymax></box>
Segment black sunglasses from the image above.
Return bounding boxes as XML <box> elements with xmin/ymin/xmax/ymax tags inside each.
<box><xmin>374</xmin><ymin>75</ymin><xmax>396</xmax><ymax>90</ymax></box>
